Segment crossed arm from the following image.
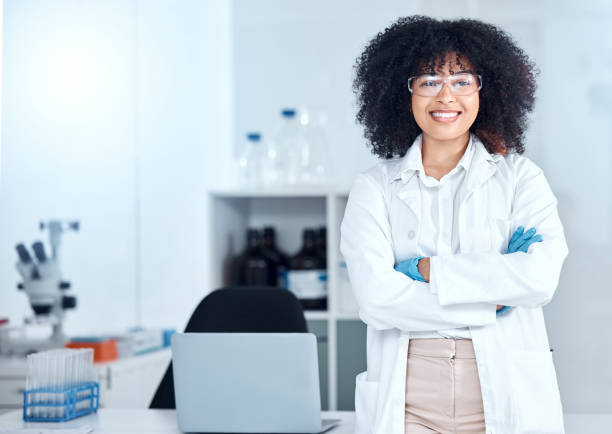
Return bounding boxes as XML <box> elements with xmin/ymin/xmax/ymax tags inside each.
<box><xmin>408</xmin><ymin>226</ymin><xmax>542</xmax><ymax>312</ymax></box>
<box><xmin>416</xmin><ymin>258</ymin><xmax>505</xmax><ymax>312</ymax></box>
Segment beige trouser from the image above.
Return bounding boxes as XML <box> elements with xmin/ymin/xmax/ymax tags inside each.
<box><xmin>405</xmin><ymin>338</ymin><xmax>486</xmax><ymax>434</ymax></box>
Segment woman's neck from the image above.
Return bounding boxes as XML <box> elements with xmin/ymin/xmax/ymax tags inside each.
<box><xmin>421</xmin><ymin>131</ymin><xmax>470</xmax><ymax>178</ymax></box>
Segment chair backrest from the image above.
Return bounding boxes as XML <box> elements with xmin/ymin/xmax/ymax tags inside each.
<box><xmin>149</xmin><ymin>286</ymin><xmax>307</xmax><ymax>409</ymax></box>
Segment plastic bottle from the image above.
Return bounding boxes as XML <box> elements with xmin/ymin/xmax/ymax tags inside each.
<box><xmin>269</xmin><ymin>109</ymin><xmax>308</xmax><ymax>186</ymax></box>
<box><xmin>238</xmin><ymin>132</ymin><xmax>264</xmax><ymax>188</ymax></box>
<box><xmin>299</xmin><ymin>107</ymin><xmax>332</xmax><ymax>185</ymax></box>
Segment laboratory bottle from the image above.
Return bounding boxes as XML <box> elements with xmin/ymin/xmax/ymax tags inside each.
<box><xmin>238</xmin><ymin>132</ymin><xmax>264</xmax><ymax>188</ymax></box>
<box><xmin>230</xmin><ymin>229</ymin><xmax>272</xmax><ymax>286</ymax></box>
<box><xmin>269</xmin><ymin>108</ymin><xmax>308</xmax><ymax>186</ymax></box>
<box><xmin>261</xmin><ymin>227</ymin><xmax>289</xmax><ymax>288</ymax></box>
<box><xmin>299</xmin><ymin>107</ymin><xmax>333</xmax><ymax>185</ymax></box>
<box><xmin>221</xmin><ymin>236</ymin><xmax>237</xmax><ymax>287</ymax></box>
<box><xmin>287</xmin><ymin>229</ymin><xmax>327</xmax><ymax>310</ymax></box>
<box><xmin>314</xmin><ymin>226</ymin><xmax>327</xmax><ymax>267</ymax></box>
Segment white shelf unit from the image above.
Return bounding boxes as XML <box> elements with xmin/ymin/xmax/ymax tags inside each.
<box><xmin>208</xmin><ymin>189</ymin><xmax>362</xmax><ymax>411</ymax></box>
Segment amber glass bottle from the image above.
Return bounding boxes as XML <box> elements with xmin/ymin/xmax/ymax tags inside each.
<box><xmin>231</xmin><ymin>229</ymin><xmax>273</xmax><ymax>286</ymax></box>
<box><xmin>287</xmin><ymin>229</ymin><xmax>327</xmax><ymax>310</ymax></box>
<box><xmin>261</xmin><ymin>226</ymin><xmax>289</xmax><ymax>287</ymax></box>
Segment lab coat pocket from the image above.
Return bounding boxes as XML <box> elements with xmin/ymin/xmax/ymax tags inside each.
<box><xmin>508</xmin><ymin>350</ymin><xmax>565</xmax><ymax>433</ymax></box>
<box><xmin>354</xmin><ymin>371</ymin><xmax>380</xmax><ymax>434</ymax></box>
<box><xmin>488</xmin><ymin>218</ymin><xmax>512</xmax><ymax>253</ymax></box>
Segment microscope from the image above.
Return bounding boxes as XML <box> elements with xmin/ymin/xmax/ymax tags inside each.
<box><xmin>0</xmin><ymin>220</ymin><xmax>80</xmax><ymax>357</ymax></box>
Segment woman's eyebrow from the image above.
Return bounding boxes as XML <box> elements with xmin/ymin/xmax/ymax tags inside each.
<box><xmin>420</xmin><ymin>69</ymin><xmax>477</xmax><ymax>76</ymax></box>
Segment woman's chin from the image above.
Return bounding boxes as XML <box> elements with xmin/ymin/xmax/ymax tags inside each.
<box><xmin>421</xmin><ymin>127</ymin><xmax>471</xmax><ymax>142</ymax></box>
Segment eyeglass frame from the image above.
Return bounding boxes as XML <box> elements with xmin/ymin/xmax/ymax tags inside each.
<box><xmin>407</xmin><ymin>72</ymin><xmax>483</xmax><ymax>96</ymax></box>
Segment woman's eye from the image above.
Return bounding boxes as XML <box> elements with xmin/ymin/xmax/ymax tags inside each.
<box><xmin>421</xmin><ymin>80</ymin><xmax>438</xmax><ymax>87</ymax></box>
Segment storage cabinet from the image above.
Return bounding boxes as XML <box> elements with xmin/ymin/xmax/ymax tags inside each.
<box><xmin>307</xmin><ymin>319</ymin><xmax>328</xmax><ymax>410</ymax></box>
<box><xmin>336</xmin><ymin>320</ymin><xmax>367</xmax><ymax>410</ymax></box>
<box><xmin>209</xmin><ymin>189</ymin><xmax>366</xmax><ymax>410</ymax></box>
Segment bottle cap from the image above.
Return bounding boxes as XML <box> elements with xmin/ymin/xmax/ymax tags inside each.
<box><xmin>246</xmin><ymin>132</ymin><xmax>261</xmax><ymax>141</ymax></box>
<box><xmin>281</xmin><ymin>109</ymin><xmax>296</xmax><ymax>118</ymax></box>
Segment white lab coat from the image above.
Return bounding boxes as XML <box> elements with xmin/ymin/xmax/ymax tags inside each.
<box><xmin>340</xmin><ymin>133</ymin><xmax>569</xmax><ymax>434</ymax></box>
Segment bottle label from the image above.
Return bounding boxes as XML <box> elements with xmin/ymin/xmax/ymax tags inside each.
<box><xmin>277</xmin><ymin>269</ymin><xmax>288</xmax><ymax>289</ymax></box>
<box><xmin>286</xmin><ymin>270</ymin><xmax>327</xmax><ymax>299</ymax></box>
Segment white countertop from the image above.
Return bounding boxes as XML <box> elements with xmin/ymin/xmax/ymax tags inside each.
<box><xmin>1</xmin><ymin>409</ymin><xmax>611</xmax><ymax>433</ymax></box>
<box><xmin>0</xmin><ymin>409</ymin><xmax>354</xmax><ymax>433</ymax></box>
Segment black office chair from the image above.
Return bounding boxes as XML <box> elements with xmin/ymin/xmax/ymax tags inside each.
<box><xmin>149</xmin><ymin>286</ymin><xmax>308</xmax><ymax>409</ymax></box>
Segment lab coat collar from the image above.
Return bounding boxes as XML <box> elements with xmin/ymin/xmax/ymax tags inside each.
<box><xmin>389</xmin><ymin>132</ymin><xmax>503</xmax><ymax>184</ymax></box>
<box><xmin>393</xmin><ymin>133</ymin><xmax>504</xmax><ymax>222</ymax></box>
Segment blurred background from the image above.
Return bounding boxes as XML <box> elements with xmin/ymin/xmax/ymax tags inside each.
<box><xmin>0</xmin><ymin>0</ymin><xmax>610</xmax><ymax>415</ymax></box>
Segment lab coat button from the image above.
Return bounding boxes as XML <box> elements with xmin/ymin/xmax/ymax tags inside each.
<box><xmin>408</xmin><ymin>230</ymin><xmax>415</xmax><ymax>239</ymax></box>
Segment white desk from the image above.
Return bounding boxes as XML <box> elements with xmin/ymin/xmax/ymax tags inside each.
<box><xmin>1</xmin><ymin>409</ymin><xmax>612</xmax><ymax>433</ymax></box>
<box><xmin>0</xmin><ymin>409</ymin><xmax>355</xmax><ymax>433</ymax></box>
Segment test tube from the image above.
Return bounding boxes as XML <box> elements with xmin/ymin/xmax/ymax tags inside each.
<box><xmin>85</xmin><ymin>349</ymin><xmax>93</xmax><ymax>408</ymax></box>
<box><xmin>48</xmin><ymin>351</ymin><xmax>55</xmax><ymax>418</ymax></box>
<box><xmin>77</xmin><ymin>349</ymin><xmax>84</xmax><ymax>401</ymax></box>
<box><xmin>56</xmin><ymin>350</ymin><xmax>64</xmax><ymax>418</ymax></box>
<box><xmin>41</xmin><ymin>353</ymin><xmax>48</xmax><ymax>418</ymax></box>
<box><xmin>71</xmin><ymin>350</ymin><xmax>78</xmax><ymax>387</ymax></box>
<box><xmin>48</xmin><ymin>351</ymin><xmax>54</xmax><ymax>418</ymax></box>
<box><xmin>87</xmin><ymin>349</ymin><xmax>94</xmax><ymax>382</ymax></box>
<box><xmin>56</xmin><ymin>351</ymin><xmax>62</xmax><ymax>418</ymax></box>
<box><xmin>25</xmin><ymin>354</ymin><xmax>33</xmax><ymax>418</ymax></box>
<box><xmin>50</xmin><ymin>352</ymin><xmax>55</xmax><ymax>418</ymax></box>
<box><xmin>29</xmin><ymin>354</ymin><xmax>35</xmax><ymax>418</ymax></box>
<box><xmin>82</xmin><ymin>349</ymin><xmax>89</xmax><ymax>408</ymax></box>
<box><xmin>34</xmin><ymin>353</ymin><xmax>41</xmax><ymax>418</ymax></box>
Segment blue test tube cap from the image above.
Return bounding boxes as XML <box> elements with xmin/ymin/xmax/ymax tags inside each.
<box><xmin>246</xmin><ymin>132</ymin><xmax>261</xmax><ymax>141</ymax></box>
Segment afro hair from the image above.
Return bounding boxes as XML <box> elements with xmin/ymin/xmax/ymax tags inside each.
<box><xmin>352</xmin><ymin>15</ymin><xmax>539</xmax><ymax>159</ymax></box>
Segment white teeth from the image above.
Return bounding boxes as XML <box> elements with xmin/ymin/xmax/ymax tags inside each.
<box><xmin>431</xmin><ymin>112</ymin><xmax>460</xmax><ymax>118</ymax></box>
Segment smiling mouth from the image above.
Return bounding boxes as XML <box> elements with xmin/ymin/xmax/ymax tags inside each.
<box><xmin>429</xmin><ymin>111</ymin><xmax>461</xmax><ymax>123</ymax></box>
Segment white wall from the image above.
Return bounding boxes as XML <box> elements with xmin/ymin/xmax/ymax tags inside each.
<box><xmin>0</xmin><ymin>0</ymin><xmax>233</xmax><ymax>334</ymax></box>
<box><xmin>133</xmin><ymin>0</ymin><xmax>234</xmax><ymax>328</ymax></box>
<box><xmin>1</xmin><ymin>0</ymin><xmax>138</xmax><ymax>334</ymax></box>
<box><xmin>0</xmin><ymin>0</ymin><xmax>3</xmax><ymax>174</ymax></box>
<box><xmin>232</xmin><ymin>0</ymin><xmax>612</xmax><ymax>413</ymax></box>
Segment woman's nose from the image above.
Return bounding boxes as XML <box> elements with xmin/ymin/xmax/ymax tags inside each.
<box><xmin>436</xmin><ymin>82</ymin><xmax>456</xmax><ymax>102</ymax></box>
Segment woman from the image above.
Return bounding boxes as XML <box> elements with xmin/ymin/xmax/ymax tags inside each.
<box><xmin>340</xmin><ymin>16</ymin><xmax>569</xmax><ymax>434</ymax></box>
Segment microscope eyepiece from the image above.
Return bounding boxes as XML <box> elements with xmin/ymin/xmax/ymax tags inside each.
<box><xmin>16</xmin><ymin>244</ymin><xmax>33</xmax><ymax>264</ymax></box>
<box><xmin>31</xmin><ymin>241</ymin><xmax>48</xmax><ymax>263</ymax></box>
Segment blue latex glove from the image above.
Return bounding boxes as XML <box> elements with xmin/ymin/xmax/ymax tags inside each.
<box><xmin>394</xmin><ymin>256</ymin><xmax>426</xmax><ymax>282</ymax></box>
<box><xmin>507</xmin><ymin>226</ymin><xmax>543</xmax><ymax>253</ymax></box>
<box><xmin>497</xmin><ymin>305</ymin><xmax>512</xmax><ymax>315</ymax></box>
<box><xmin>498</xmin><ymin>226</ymin><xmax>543</xmax><ymax>315</ymax></box>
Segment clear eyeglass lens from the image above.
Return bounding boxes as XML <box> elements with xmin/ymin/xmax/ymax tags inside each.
<box><xmin>410</xmin><ymin>74</ymin><xmax>480</xmax><ymax>96</ymax></box>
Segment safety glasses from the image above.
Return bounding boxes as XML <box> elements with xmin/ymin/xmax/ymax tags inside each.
<box><xmin>407</xmin><ymin>73</ymin><xmax>483</xmax><ymax>97</ymax></box>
